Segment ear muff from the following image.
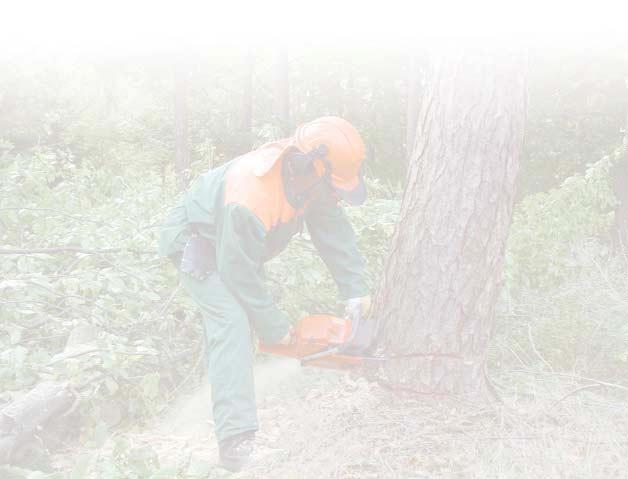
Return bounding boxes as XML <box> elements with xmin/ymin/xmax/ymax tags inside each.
<box><xmin>285</xmin><ymin>144</ymin><xmax>329</xmax><ymax>177</ymax></box>
<box><xmin>282</xmin><ymin>144</ymin><xmax>333</xmax><ymax>208</ymax></box>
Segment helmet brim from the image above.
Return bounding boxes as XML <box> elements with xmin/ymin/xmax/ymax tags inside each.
<box><xmin>332</xmin><ymin>174</ymin><xmax>367</xmax><ymax>206</ymax></box>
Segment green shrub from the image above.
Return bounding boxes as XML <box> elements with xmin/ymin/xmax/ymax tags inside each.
<box><xmin>0</xmin><ymin>145</ymin><xmax>201</xmax><ymax>426</ymax></box>
<box><xmin>497</xmin><ymin>146</ymin><xmax>628</xmax><ymax>376</ymax></box>
<box><xmin>506</xmin><ymin>148</ymin><xmax>622</xmax><ymax>293</ymax></box>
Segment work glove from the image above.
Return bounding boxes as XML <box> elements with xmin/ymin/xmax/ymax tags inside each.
<box><xmin>344</xmin><ymin>295</ymin><xmax>372</xmax><ymax>321</ymax></box>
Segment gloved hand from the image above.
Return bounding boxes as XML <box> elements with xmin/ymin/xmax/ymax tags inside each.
<box><xmin>344</xmin><ymin>295</ymin><xmax>372</xmax><ymax>321</ymax></box>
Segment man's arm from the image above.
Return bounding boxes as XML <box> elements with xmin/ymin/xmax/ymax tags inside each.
<box><xmin>304</xmin><ymin>199</ymin><xmax>369</xmax><ymax>300</ymax></box>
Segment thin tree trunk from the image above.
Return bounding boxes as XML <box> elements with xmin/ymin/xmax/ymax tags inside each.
<box><xmin>241</xmin><ymin>47</ymin><xmax>254</xmax><ymax>151</ymax></box>
<box><xmin>277</xmin><ymin>48</ymin><xmax>290</xmax><ymax>136</ymax></box>
<box><xmin>174</xmin><ymin>60</ymin><xmax>190</xmax><ymax>191</ymax></box>
<box><xmin>372</xmin><ymin>50</ymin><xmax>527</xmax><ymax>398</ymax></box>
<box><xmin>405</xmin><ymin>53</ymin><xmax>420</xmax><ymax>162</ymax></box>
<box><xmin>343</xmin><ymin>62</ymin><xmax>356</xmax><ymax>119</ymax></box>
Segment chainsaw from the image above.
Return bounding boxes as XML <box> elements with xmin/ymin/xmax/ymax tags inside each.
<box><xmin>259</xmin><ymin>311</ymin><xmax>384</xmax><ymax>369</ymax></box>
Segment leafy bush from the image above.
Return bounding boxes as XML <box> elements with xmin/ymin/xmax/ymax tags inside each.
<box><xmin>506</xmin><ymin>148</ymin><xmax>622</xmax><ymax>293</ymax></box>
<box><xmin>497</xmin><ymin>146</ymin><xmax>628</xmax><ymax>375</ymax></box>
<box><xmin>0</xmin><ymin>145</ymin><xmax>203</xmax><ymax>429</ymax></box>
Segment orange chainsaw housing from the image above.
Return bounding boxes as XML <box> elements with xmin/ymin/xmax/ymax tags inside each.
<box><xmin>258</xmin><ymin>314</ymin><xmax>365</xmax><ymax>369</ymax></box>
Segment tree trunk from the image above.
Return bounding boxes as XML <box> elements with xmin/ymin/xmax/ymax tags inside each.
<box><xmin>343</xmin><ymin>62</ymin><xmax>357</xmax><ymax>120</ymax></box>
<box><xmin>241</xmin><ymin>47</ymin><xmax>254</xmax><ymax>150</ymax></box>
<box><xmin>174</xmin><ymin>60</ymin><xmax>190</xmax><ymax>191</ymax></box>
<box><xmin>276</xmin><ymin>48</ymin><xmax>290</xmax><ymax>136</ymax></box>
<box><xmin>405</xmin><ymin>53</ymin><xmax>421</xmax><ymax>162</ymax></box>
<box><xmin>372</xmin><ymin>50</ymin><xmax>527</xmax><ymax>398</ymax></box>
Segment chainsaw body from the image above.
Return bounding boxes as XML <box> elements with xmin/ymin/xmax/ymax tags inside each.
<box><xmin>259</xmin><ymin>313</ymin><xmax>380</xmax><ymax>369</ymax></box>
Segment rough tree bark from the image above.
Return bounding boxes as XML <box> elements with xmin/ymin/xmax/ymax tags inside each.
<box><xmin>174</xmin><ymin>60</ymin><xmax>191</xmax><ymax>191</ymax></box>
<box><xmin>372</xmin><ymin>50</ymin><xmax>527</xmax><ymax>398</ymax></box>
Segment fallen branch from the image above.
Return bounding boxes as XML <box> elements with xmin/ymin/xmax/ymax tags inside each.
<box><xmin>0</xmin><ymin>246</ymin><xmax>155</xmax><ymax>255</ymax></box>
<box><xmin>526</xmin><ymin>323</ymin><xmax>553</xmax><ymax>372</ymax></box>
<box><xmin>0</xmin><ymin>207</ymin><xmax>104</xmax><ymax>224</ymax></box>
<box><xmin>46</xmin><ymin>346</ymin><xmax>158</xmax><ymax>367</ymax></box>
<box><xmin>0</xmin><ymin>381</ymin><xmax>75</xmax><ymax>466</ymax></box>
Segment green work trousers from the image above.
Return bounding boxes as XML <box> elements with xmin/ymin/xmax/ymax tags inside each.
<box><xmin>180</xmin><ymin>272</ymin><xmax>258</xmax><ymax>443</ymax></box>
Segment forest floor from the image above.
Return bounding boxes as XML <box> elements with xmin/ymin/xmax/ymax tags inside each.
<box><xmin>51</xmin><ymin>358</ymin><xmax>628</xmax><ymax>479</ymax></box>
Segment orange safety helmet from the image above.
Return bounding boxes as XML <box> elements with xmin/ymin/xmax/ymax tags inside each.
<box><xmin>252</xmin><ymin>116</ymin><xmax>367</xmax><ymax>205</ymax></box>
<box><xmin>294</xmin><ymin>116</ymin><xmax>367</xmax><ymax>205</ymax></box>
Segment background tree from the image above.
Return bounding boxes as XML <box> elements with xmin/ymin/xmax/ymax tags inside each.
<box><xmin>276</xmin><ymin>47</ymin><xmax>291</xmax><ymax>136</ymax></box>
<box><xmin>241</xmin><ymin>47</ymin><xmax>254</xmax><ymax>151</ymax></box>
<box><xmin>372</xmin><ymin>50</ymin><xmax>528</xmax><ymax>397</ymax></box>
<box><xmin>173</xmin><ymin>58</ymin><xmax>190</xmax><ymax>191</ymax></box>
<box><xmin>405</xmin><ymin>52</ymin><xmax>421</xmax><ymax>162</ymax></box>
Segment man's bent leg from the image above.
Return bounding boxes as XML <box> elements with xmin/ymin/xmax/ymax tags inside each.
<box><xmin>180</xmin><ymin>272</ymin><xmax>257</xmax><ymax>443</ymax></box>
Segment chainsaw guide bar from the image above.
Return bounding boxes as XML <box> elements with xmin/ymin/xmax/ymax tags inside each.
<box><xmin>259</xmin><ymin>314</ymin><xmax>463</xmax><ymax>370</ymax></box>
<box><xmin>259</xmin><ymin>314</ymin><xmax>383</xmax><ymax>369</ymax></box>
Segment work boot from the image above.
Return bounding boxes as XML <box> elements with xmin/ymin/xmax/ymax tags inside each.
<box><xmin>218</xmin><ymin>431</ymin><xmax>256</xmax><ymax>472</ymax></box>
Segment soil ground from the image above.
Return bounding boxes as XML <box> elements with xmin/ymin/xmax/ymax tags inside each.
<box><xmin>52</xmin><ymin>358</ymin><xmax>628</xmax><ymax>478</ymax></box>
